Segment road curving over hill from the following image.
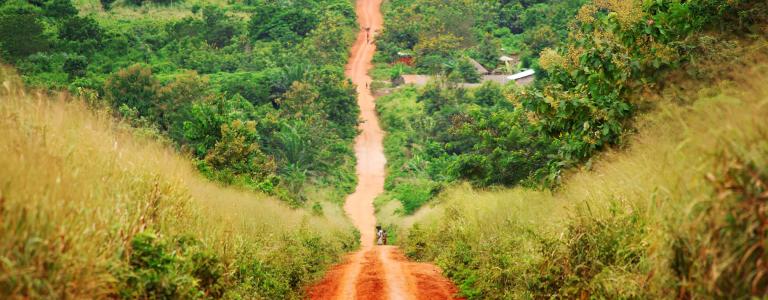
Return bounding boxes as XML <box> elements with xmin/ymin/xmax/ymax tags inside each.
<box><xmin>306</xmin><ymin>0</ymin><xmax>463</xmax><ymax>299</ymax></box>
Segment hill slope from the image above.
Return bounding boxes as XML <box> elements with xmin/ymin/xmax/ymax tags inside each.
<box><xmin>395</xmin><ymin>61</ymin><xmax>768</xmax><ymax>298</ymax></box>
<box><xmin>0</xmin><ymin>68</ymin><xmax>356</xmax><ymax>299</ymax></box>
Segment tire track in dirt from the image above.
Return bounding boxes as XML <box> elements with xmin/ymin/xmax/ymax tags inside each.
<box><xmin>306</xmin><ymin>0</ymin><xmax>463</xmax><ymax>299</ymax></box>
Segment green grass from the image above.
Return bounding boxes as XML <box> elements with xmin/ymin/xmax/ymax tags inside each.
<box><xmin>395</xmin><ymin>61</ymin><xmax>768</xmax><ymax>299</ymax></box>
<box><xmin>0</xmin><ymin>67</ymin><xmax>356</xmax><ymax>298</ymax></box>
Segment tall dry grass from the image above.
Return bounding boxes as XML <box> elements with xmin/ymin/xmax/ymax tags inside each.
<box><xmin>397</xmin><ymin>61</ymin><xmax>768</xmax><ymax>298</ymax></box>
<box><xmin>0</xmin><ymin>67</ymin><xmax>355</xmax><ymax>298</ymax></box>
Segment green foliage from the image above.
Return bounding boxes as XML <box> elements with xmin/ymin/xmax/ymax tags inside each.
<box><xmin>44</xmin><ymin>0</ymin><xmax>77</xmax><ymax>18</ymax></box>
<box><xmin>474</xmin><ymin>34</ymin><xmax>501</xmax><ymax>69</ymax></box>
<box><xmin>453</xmin><ymin>58</ymin><xmax>480</xmax><ymax>83</ymax></box>
<box><xmin>62</xmin><ymin>54</ymin><xmax>87</xmax><ymax>79</ymax></box>
<box><xmin>117</xmin><ymin>226</ymin><xmax>356</xmax><ymax>299</ymax></box>
<box><xmin>104</xmin><ymin>64</ymin><xmax>160</xmax><ymax>119</ymax></box>
<box><xmin>59</xmin><ymin>16</ymin><xmax>103</xmax><ymax>43</ymax></box>
<box><xmin>391</xmin><ymin>180</ymin><xmax>439</xmax><ymax>214</ymax></box>
<box><xmin>203</xmin><ymin>119</ymin><xmax>277</xmax><ymax>185</ymax></box>
<box><xmin>0</xmin><ymin>0</ymin><xmax>360</xmax><ymax>204</ymax></box>
<box><xmin>0</xmin><ymin>13</ymin><xmax>49</xmax><ymax>61</ymax></box>
<box><xmin>247</xmin><ymin>0</ymin><xmax>354</xmax><ymax>44</ymax></box>
<box><xmin>156</xmin><ymin>71</ymin><xmax>208</xmax><ymax>138</ymax></box>
<box><xmin>120</xmin><ymin>232</ymin><xmax>201</xmax><ymax>299</ymax></box>
<box><xmin>377</xmin><ymin>0</ymin><xmax>587</xmax><ymax>69</ymax></box>
<box><xmin>214</xmin><ymin>71</ymin><xmax>271</xmax><ymax>105</ymax></box>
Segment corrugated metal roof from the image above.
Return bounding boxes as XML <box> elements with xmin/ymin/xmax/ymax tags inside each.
<box><xmin>508</xmin><ymin>69</ymin><xmax>535</xmax><ymax>80</ymax></box>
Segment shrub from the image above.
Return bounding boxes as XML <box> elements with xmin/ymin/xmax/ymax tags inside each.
<box><xmin>62</xmin><ymin>55</ymin><xmax>87</xmax><ymax>79</ymax></box>
<box><xmin>104</xmin><ymin>64</ymin><xmax>160</xmax><ymax>119</ymax></box>
<box><xmin>392</xmin><ymin>180</ymin><xmax>438</xmax><ymax>214</ymax></box>
<box><xmin>204</xmin><ymin>119</ymin><xmax>277</xmax><ymax>185</ymax></box>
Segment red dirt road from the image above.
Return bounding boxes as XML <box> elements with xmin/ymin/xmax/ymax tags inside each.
<box><xmin>307</xmin><ymin>0</ymin><xmax>462</xmax><ymax>299</ymax></box>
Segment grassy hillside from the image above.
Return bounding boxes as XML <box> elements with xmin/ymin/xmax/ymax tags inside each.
<box><xmin>0</xmin><ymin>68</ymin><xmax>356</xmax><ymax>298</ymax></box>
<box><xmin>395</xmin><ymin>61</ymin><xmax>768</xmax><ymax>298</ymax></box>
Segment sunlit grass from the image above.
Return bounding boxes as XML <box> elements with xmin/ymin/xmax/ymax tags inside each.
<box><xmin>0</xmin><ymin>67</ymin><xmax>355</xmax><ymax>298</ymax></box>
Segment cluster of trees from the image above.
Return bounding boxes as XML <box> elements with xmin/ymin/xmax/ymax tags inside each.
<box><xmin>378</xmin><ymin>0</ymin><xmax>768</xmax><ymax>212</ymax></box>
<box><xmin>375</xmin><ymin>0</ymin><xmax>586</xmax><ymax>73</ymax></box>
<box><xmin>0</xmin><ymin>0</ymin><xmax>360</xmax><ymax>204</ymax></box>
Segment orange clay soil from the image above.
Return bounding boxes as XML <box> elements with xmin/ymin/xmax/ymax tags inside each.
<box><xmin>306</xmin><ymin>0</ymin><xmax>463</xmax><ymax>299</ymax></box>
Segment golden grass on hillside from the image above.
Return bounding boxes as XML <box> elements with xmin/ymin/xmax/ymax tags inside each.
<box><xmin>398</xmin><ymin>62</ymin><xmax>768</xmax><ymax>298</ymax></box>
<box><xmin>0</xmin><ymin>67</ymin><xmax>354</xmax><ymax>298</ymax></box>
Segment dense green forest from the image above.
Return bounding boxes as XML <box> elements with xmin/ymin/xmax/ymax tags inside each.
<box><xmin>375</xmin><ymin>0</ymin><xmax>768</xmax><ymax>214</ymax></box>
<box><xmin>0</xmin><ymin>0</ymin><xmax>360</xmax><ymax>205</ymax></box>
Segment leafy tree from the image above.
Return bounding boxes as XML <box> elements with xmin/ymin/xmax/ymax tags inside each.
<box><xmin>201</xmin><ymin>6</ymin><xmax>239</xmax><ymax>48</ymax></box>
<box><xmin>472</xmin><ymin>81</ymin><xmax>506</xmax><ymax>107</ymax></box>
<box><xmin>498</xmin><ymin>2</ymin><xmax>525</xmax><ymax>33</ymax></box>
<box><xmin>277</xmin><ymin>81</ymin><xmax>323</xmax><ymax>120</ymax></box>
<box><xmin>311</xmin><ymin>67</ymin><xmax>358</xmax><ymax>138</ymax></box>
<box><xmin>157</xmin><ymin>71</ymin><xmax>209</xmax><ymax>139</ymax></box>
<box><xmin>248</xmin><ymin>4</ymin><xmax>319</xmax><ymax>43</ymax></box>
<box><xmin>104</xmin><ymin>64</ymin><xmax>160</xmax><ymax>119</ymax></box>
<box><xmin>523</xmin><ymin>25</ymin><xmax>557</xmax><ymax>55</ymax></box>
<box><xmin>204</xmin><ymin>119</ymin><xmax>276</xmax><ymax>184</ymax></box>
<box><xmin>59</xmin><ymin>16</ymin><xmax>103</xmax><ymax>43</ymax></box>
<box><xmin>0</xmin><ymin>13</ymin><xmax>48</xmax><ymax>61</ymax></box>
<box><xmin>414</xmin><ymin>34</ymin><xmax>463</xmax><ymax>72</ymax></box>
<box><xmin>475</xmin><ymin>34</ymin><xmax>501</xmax><ymax>70</ymax></box>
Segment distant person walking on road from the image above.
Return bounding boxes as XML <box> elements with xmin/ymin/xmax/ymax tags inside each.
<box><xmin>382</xmin><ymin>229</ymin><xmax>388</xmax><ymax>245</ymax></box>
<box><xmin>376</xmin><ymin>225</ymin><xmax>384</xmax><ymax>245</ymax></box>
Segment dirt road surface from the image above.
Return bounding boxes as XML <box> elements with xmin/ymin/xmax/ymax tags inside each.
<box><xmin>306</xmin><ymin>0</ymin><xmax>462</xmax><ymax>299</ymax></box>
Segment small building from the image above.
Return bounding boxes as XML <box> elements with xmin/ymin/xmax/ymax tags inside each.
<box><xmin>393</xmin><ymin>69</ymin><xmax>535</xmax><ymax>88</ymax></box>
